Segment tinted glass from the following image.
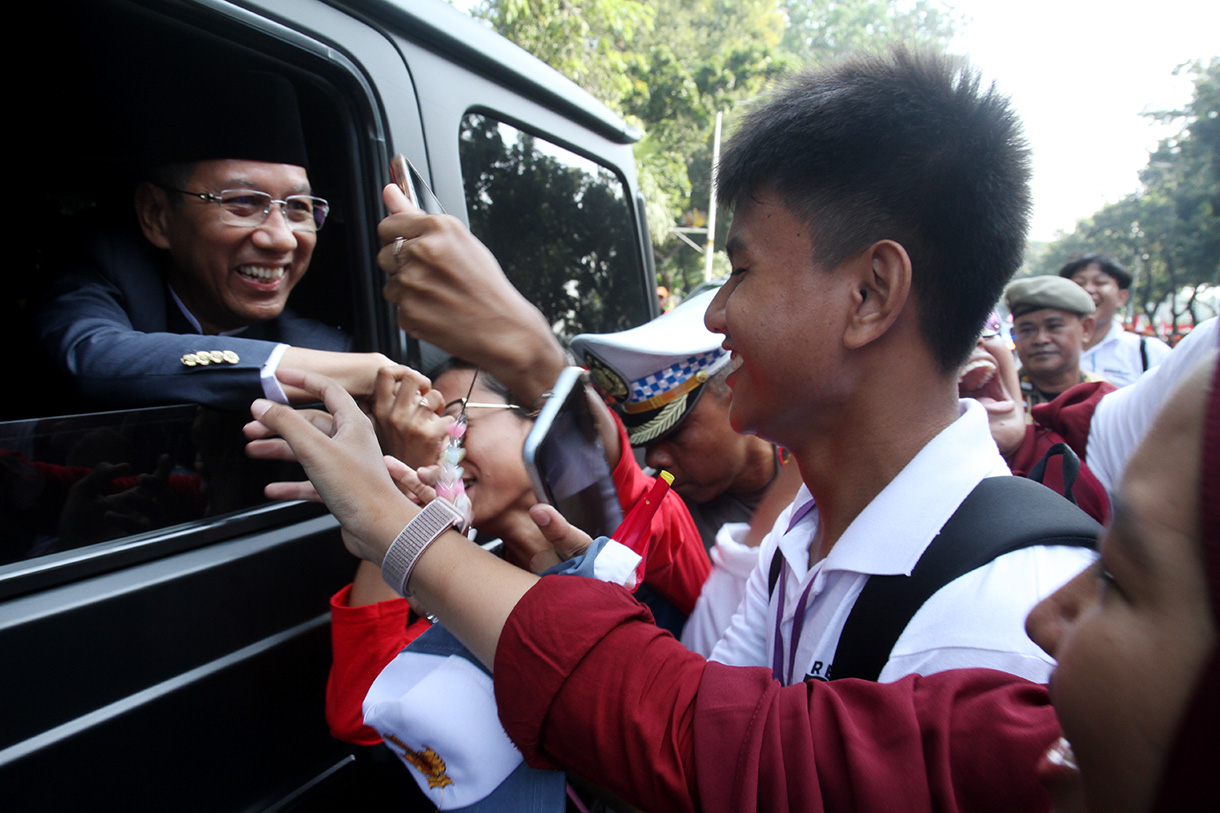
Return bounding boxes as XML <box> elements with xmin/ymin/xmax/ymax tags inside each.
<box><xmin>459</xmin><ymin>114</ymin><xmax>650</xmax><ymax>342</ymax></box>
<box><xmin>3</xmin><ymin>0</ymin><xmax>362</xmax><ymax>572</ymax></box>
<box><xmin>0</xmin><ymin>406</ymin><xmax>302</xmax><ymax>567</ymax></box>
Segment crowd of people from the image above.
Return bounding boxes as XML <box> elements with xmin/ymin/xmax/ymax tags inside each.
<box><xmin>34</xmin><ymin>44</ymin><xmax>1216</xmax><ymax>813</ymax></box>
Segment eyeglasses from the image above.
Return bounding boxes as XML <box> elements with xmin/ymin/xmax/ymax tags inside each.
<box><xmin>443</xmin><ymin>400</ymin><xmax>522</xmax><ymax>419</ymax></box>
<box><xmin>169</xmin><ymin>187</ymin><xmax>329</xmax><ymax>231</ymax></box>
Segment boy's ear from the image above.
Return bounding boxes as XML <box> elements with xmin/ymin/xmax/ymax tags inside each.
<box><xmin>134</xmin><ymin>182</ymin><xmax>173</xmax><ymax>250</ymax></box>
<box><xmin>843</xmin><ymin>239</ymin><xmax>912</xmax><ymax>350</ymax></box>
<box><xmin>1080</xmin><ymin>313</ymin><xmax>1097</xmax><ymax>340</ymax></box>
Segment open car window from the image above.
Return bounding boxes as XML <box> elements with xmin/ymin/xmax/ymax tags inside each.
<box><xmin>1</xmin><ymin>0</ymin><xmax>384</xmax><ymax>580</ymax></box>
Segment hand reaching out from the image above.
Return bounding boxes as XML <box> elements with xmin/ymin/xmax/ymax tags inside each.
<box><xmin>245</xmin><ymin>368</ymin><xmax>417</xmax><ymax>564</ymax></box>
<box><xmin>371</xmin><ymin>364</ymin><xmax>452</xmax><ymax>468</ymax></box>
<box><xmin>377</xmin><ymin>184</ymin><xmax>567</xmax><ymax>405</ymax></box>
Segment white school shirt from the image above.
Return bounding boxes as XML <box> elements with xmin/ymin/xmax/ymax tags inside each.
<box><xmin>681</xmin><ymin>522</ymin><xmax>762</xmax><ymax>658</ymax></box>
<box><xmin>709</xmin><ymin>399</ymin><xmax>1096</xmax><ymax>684</ymax></box>
<box><xmin>1080</xmin><ymin>319</ymin><xmax>1171</xmax><ymax>388</ymax></box>
<box><xmin>1087</xmin><ymin>316</ymin><xmax>1217</xmax><ymax>495</ymax></box>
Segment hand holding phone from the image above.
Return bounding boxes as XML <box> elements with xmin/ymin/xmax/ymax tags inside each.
<box><xmin>389</xmin><ymin>153</ymin><xmax>419</xmax><ymax>208</ymax></box>
<box><xmin>522</xmin><ymin>367</ymin><xmax>623</xmax><ymax>538</ymax></box>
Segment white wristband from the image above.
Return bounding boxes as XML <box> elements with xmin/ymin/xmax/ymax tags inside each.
<box><xmin>381</xmin><ymin>498</ymin><xmax>467</xmax><ymax>597</ymax></box>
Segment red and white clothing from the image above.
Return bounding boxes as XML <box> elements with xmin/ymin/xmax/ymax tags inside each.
<box><xmin>709</xmin><ymin>399</ymin><xmax>1094</xmax><ymax>684</ymax></box>
<box><xmin>325</xmin><ymin>585</ymin><xmax>431</xmax><ymax>745</ymax></box>
<box><xmin>325</xmin><ymin>411</ymin><xmax>710</xmax><ymax>745</ymax></box>
<box><xmin>496</xmin><ymin>576</ymin><xmax>1058</xmax><ymax>813</ymax></box>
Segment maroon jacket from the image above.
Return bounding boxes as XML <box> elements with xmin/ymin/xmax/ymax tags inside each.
<box><xmin>1014</xmin><ymin>380</ymin><xmax>1117</xmax><ymax>524</ymax></box>
<box><xmin>496</xmin><ymin>576</ymin><xmax>1057</xmax><ymax>813</ymax></box>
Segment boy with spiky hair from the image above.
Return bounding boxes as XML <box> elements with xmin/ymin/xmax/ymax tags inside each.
<box><xmin>704</xmin><ymin>49</ymin><xmax>1096</xmax><ymax>683</ymax></box>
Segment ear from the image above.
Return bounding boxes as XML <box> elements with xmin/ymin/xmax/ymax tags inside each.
<box><xmin>1080</xmin><ymin>314</ymin><xmax>1097</xmax><ymax>339</ymax></box>
<box><xmin>134</xmin><ymin>182</ymin><xmax>173</xmax><ymax>249</ymax></box>
<box><xmin>843</xmin><ymin>239</ymin><xmax>912</xmax><ymax>351</ymax></box>
<box><xmin>1116</xmin><ymin>287</ymin><xmax>1130</xmax><ymax>308</ymax></box>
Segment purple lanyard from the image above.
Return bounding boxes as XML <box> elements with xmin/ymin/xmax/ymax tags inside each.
<box><xmin>771</xmin><ymin>498</ymin><xmax>818</xmax><ymax>684</ymax></box>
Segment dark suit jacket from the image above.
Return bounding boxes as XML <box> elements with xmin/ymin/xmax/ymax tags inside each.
<box><xmin>37</xmin><ymin>229</ymin><xmax>351</xmax><ymax>410</ymax></box>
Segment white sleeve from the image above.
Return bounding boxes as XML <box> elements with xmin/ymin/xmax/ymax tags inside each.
<box><xmin>707</xmin><ymin>511</ymin><xmax>789</xmax><ymax>667</ymax></box>
<box><xmin>1088</xmin><ymin>317</ymin><xmax>1217</xmax><ymax>492</ymax></box>
<box><xmin>680</xmin><ymin>523</ymin><xmax>761</xmax><ymax>658</ymax></box>
<box><xmin>1143</xmin><ymin>335</ymin><xmax>1173</xmax><ymax>367</ymax></box>
<box><xmin>260</xmin><ymin>342</ymin><xmax>292</xmax><ymax>403</ymax></box>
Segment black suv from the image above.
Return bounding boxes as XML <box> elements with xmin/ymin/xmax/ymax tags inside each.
<box><xmin>1</xmin><ymin>0</ymin><xmax>655</xmax><ymax>808</ymax></box>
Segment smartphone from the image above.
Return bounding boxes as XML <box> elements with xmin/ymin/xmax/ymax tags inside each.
<box><xmin>522</xmin><ymin>367</ymin><xmax>624</xmax><ymax>538</ymax></box>
<box><xmin>389</xmin><ymin>153</ymin><xmax>418</xmax><ymax>207</ymax></box>
<box><xmin>389</xmin><ymin>153</ymin><xmax>445</xmax><ymax>214</ymax></box>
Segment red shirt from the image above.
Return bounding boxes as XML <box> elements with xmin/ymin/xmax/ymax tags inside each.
<box><xmin>1030</xmin><ymin>380</ymin><xmax>1113</xmax><ymax>462</ymax></box>
<box><xmin>1008</xmin><ymin>423</ymin><xmax>1111</xmax><ymax>524</ymax></box>
<box><xmin>497</xmin><ymin>577</ymin><xmax>1058</xmax><ymax>813</ymax></box>
<box><xmin>1015</xmin><ymin>380</ymin><xmax>1116</xmax><ymax>525</ymax></box>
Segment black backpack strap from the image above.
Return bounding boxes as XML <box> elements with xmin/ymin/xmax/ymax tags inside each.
<box><xmin>829</xmin><ymin>476</ymin><xmax>1100</xmax><ymax>682</ymax></box>
<box><xmin>767</xmin><ymin>548</ymin><xmax>784</xmax><ymax>597</ymax></box>
<box><xmin>1140</xmin><ymin>335</ymin><xmax>1149</xmax><ymax>371</ymax></box>
<box><xmin>1026</xmin><ymin>442</ymin><xmax>1081</xmax><ymax>505</ymax></box>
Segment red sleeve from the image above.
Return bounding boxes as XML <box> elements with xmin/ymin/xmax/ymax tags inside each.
<box><xmin>1031</xmin><ymin>380</ymin><xmax>1116</xmax><ymax>461</ymax></box>
<box><xmin>325</xmin><ymin>584</ymin><xmax>430</xmax><ymax>745</ymax></box>
<box><xmin>496</xmin><ymin>577</ymin><xmax>1057</xmax><ymax>813</ymax></box>
<box><xmin>610</xmin><ymin>411</ymin><xmax>711</xmax><ymax>615</ymax></box>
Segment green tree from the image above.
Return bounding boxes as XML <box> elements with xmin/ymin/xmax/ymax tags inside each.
<box><xmin>466</xmin><ymin>0</ymin><xmax>957</xmax><ymax>300</ymax></box>
<box><xmin>460</xmin><ymin>115</ymin><xmax>651</xmax><ymax>339</ymax></box>
<box><xmin>1035</xmin><ymin>59</ymin><xmax>1220</xmax><ymax>334</ymax></box>
<box><xmin>472</xmin><ymin>0</ymin><xmax>655</xmax><ymax>108</ymax></box>
<box><xmin>781</xmin><ymin>0</ymin><xmax>957</xmax><ymax>60</ymax></box>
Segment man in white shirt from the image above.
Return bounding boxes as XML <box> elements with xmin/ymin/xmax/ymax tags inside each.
<box><xmin>702</xmin><ymin>50</ymin><xmax>1095</xmax><ymax>684</ymax></box>
<box><xmin>374</xmin><ymin>49</ymin><xmax>1099</xmax><ymax>687</ymax></box>
<box><xmin>571</xmin><ymin>289</ymin><xmax>802</xmax><ymax>656</ymax></box>
<box><xmin>1059</xmin><ymin>254</ymin><xmax>1171</xmax><ymax>387</ymax></box>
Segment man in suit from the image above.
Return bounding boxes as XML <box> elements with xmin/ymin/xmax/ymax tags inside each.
<box><xmin>37</xmin><ymin>71</ymin><xmax>391</xmax><ymax>411</ymax></box>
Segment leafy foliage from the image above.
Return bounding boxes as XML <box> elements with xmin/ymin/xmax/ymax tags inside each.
<box><xmin>464</xmin><ymin>0</ymin><xmax>958</xmax><ymax>299</ymax></box>
<box><xmin>782</xmin><ymin>0</ymin><xmax>957</xmax><ymax>59</ymax></box>
<box><xmin>460</xmin><ymin>115</ymin><xmax>650</xmax><ymax>341</ymax></box>
<box><xmin>1034</xmin><ymin>59</ymin><xmax>1220</xmax><ymax>333</ymax></box>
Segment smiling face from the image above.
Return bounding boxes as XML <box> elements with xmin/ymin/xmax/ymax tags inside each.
<box><xmin>1025</xmin><ymin>354</ymin><xmax>1216</xmax><ymax>813</ymax></box>
<box><xmin>705</xmin><ymin>188</ymin><xmax>855</xmax><ymax>447</ymax></box>
<box><xmin>958</xmin><ymin>332</ymin><xmax>1025</xmax><ymax>457</ymax></box>
<box><xmin>1069</xmin><ymin>262</ymin><xmax>1128</xmax><ymax>330</ymax></box>
<box><xmin>139</xmin><ymin>159</ymin><xmax>317</xmax><ymax>334</ymax></box>
<box><xmin>1012</xmin><ymin>308</ymin><xmax>1094</xmax><ymax>387</ymax></box>
<box><xmin>435</xmin><ymin>368</ymin><xmax>537</xmax><ymax>534</ymax></box>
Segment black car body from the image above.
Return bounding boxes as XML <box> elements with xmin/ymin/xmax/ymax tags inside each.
<box><xmin>1</xmin><ymin>1</ymin><xmax>654</xmax><ymax>807</ymax></box>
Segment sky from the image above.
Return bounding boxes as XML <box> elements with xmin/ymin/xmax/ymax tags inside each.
<box><xmin>944</xmin><ymin>0</ymin><xmax>1220</xmax><ymax>241</ymax></box>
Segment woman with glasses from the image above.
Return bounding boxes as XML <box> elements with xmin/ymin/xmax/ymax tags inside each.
<box><xmin>323</xmin><ymin>359</ymin><xmax>710</xmax><ymax>752</ymax></box>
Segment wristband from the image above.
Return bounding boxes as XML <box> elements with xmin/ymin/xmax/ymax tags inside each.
<box><xmin>381</xmin><ymin>498</ymin><xmax>467</xmax><ymax>597</ymax></box>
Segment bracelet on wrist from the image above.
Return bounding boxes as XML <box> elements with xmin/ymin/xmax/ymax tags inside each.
<box><xmin>380</xmin><ymin>498</ymin><xmax>468</xmax><ymax>597</ymax></box>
